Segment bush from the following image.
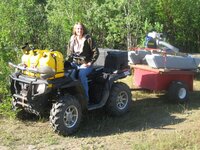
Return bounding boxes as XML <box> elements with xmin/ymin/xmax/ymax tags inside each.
<box><xmin>0</xmin><ymin>51</ymin><xmax>17</xmax><ymax>118</ymax></box>
<box><xmin>0</xmin><ymin>98</ymin><xmax>16</xmax><ymax>118</ymax></box>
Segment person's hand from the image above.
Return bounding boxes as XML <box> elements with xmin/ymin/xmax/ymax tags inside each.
<box><xmin>86</xmin><ymin>62</ymin><xmax>92</xmax><ymax>66</ymax></box>
<box><xmin>83</xmin><ymin>62</ymin><xmax>92</xmax><ymax>67</ymax></box>
<box><xmin>80</xmin><ymin>62</ymin><xmax>92</xmax><ymax>68</ymax></box>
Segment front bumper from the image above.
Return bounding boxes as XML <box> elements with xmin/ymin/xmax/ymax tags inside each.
<box><xmin>10</xmin><ymin>73</ymin><xmax>50</xmax><ymax>110</ymax></box>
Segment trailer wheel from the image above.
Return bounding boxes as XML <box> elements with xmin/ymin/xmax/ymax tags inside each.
<box><xmin>168</xmin><ymin>81</ymin><xmax>189</xmax><ymax>103</ymax></box>
<box><xmin>106</xmin><ymin>82</ymin><xmax>132</xmax><ymax>116</ymax></box>
<box><xmin>50</xmin><ymin>95</ymin><xmax>82</xmax><ymax>136</ymax></box>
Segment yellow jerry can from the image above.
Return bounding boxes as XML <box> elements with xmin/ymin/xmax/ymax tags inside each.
<box><xmin>39</xmin><ymin>50</ymin><xmax>64</xmax><ymax>79</ymax></box>
<box><xmin>21</xmin><ymin>49</ymin><xmax>64</xmax><ymax>79</ymax></box>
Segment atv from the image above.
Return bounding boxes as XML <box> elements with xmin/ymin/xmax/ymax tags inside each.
<box><xmin>9</xmin><ymin>46</ymin><xmax>132</xmax><ymax>136</ymax></box>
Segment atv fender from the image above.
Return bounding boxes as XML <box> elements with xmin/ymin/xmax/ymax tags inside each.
<box><xmin>88</xmin><ymin>69</ymin><xmax>131</xmax><ymax>110</ymax></box>
<box><xmin>59</xmin><ymin>80</ymin><xmax>88</xmax><ymax>110</ymax></box>
<box><xmin>107</xmin><ymin>69</ymin><xmax>131</xmax><ymax>88</ymax></box>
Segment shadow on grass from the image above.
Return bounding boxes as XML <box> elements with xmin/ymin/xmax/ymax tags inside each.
<box><xmin>14</xmin><ymin>90</ymin><xmax>200</xmax><ymax>138</ymax></box>
<box><xmin>75</xmin><ymin>90</ymin><xmax>200</xmax><ymax>137</ymax></box>
<box><xmin>15</xmin><ymin>110</ymin><xmax>42</xmax><ymax>122</ymax></box>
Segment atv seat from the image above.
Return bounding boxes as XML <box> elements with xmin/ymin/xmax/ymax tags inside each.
<box><xmin>64</xmin><ymin>63</ymin><xmax>104</xmax><ymax>81</ymax></box>
<box><xmin>103</xmin><ymin>51</ymin><xmax>129</xmax><ymax>73</ymax></box>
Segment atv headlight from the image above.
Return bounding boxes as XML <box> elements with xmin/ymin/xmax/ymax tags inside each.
<box><xmin>36</xmin><ymin>84</ymin><xmax>46</xmax><ymax>94</ymax></box>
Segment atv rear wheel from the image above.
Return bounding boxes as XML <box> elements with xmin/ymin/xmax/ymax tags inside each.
<box><xmin>49</xmin><ymin>95</ymin><xmax>82</xmax><ymax>136</ymax></box>
<box><xmin>106</xmin><ymin>82</ymin><xmax>132</xmax><ymax>116</ymax></box>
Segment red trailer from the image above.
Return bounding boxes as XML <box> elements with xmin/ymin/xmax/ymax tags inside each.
<box><xmin>131</xmin><ymin>64</ymin><xmax>196</xmax><ymax>103</ymax></box>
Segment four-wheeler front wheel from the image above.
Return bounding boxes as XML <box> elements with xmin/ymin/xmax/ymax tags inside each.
<box><xmin>106</xmin><ymin>82</ymin><xmax>132</xmax><ymax>116</ymax></box>
<box><xmin>168</xmin><ymin>81</ymin><xmax>189</xmax><ymax>103</ymax></box>
<box><xmin>49</xmin><ymin>95</ymin><xmax>82</xmax><ymax>136</ymax></box>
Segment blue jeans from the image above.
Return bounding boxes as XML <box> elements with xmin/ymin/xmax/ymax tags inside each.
<box><xmin>71</xmin><ymin>63</ymin><xmax>93</xmax><ymax>98</ymax></box>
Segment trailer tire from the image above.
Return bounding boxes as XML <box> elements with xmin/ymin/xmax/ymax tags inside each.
<box><xmin>168</xmin><ymin>81</ymin><xmax>189</xmax><ymax>104</ymax></box>
<box><xmin>50</xmin><ymin>95</ymin><xmax>82</xmax><ymax>136</ymax></box>
<box><xmin>106</xmin><ymin>82</ymin><xmax>132</xmax><ymax>116</ymax></box>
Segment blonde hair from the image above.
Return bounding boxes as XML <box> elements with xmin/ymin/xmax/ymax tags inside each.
<box><xmin>72</xmin><ymin>22</ymin><xmax>88</xmax><ymax>35</ymax></box>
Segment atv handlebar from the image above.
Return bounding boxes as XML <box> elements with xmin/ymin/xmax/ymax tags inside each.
<box><xmin>8</xmin><ymin>62</ymin><xmax>55</xmax><ymax>77</ymax></box>
<box><xmin>8</xmin><ymin>62</ymin><xmax>38</xmax><ymax>73</ymax></box>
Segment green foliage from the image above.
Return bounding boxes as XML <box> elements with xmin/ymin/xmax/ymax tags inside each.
<box><xmin>155</xmin><ymin>0</ymin><xmax>200</xmax><ymax>52</ymax></box>
<box><xmin>0</xmin><ymin>0</ymin><xmax>200</xmax><ymax>51</ymax></box>
<box><xmin>0</xmin><ymin>51</ymin><xmax>13</xmax><ymax>96</ymax></box>
<box><xmin>0</xmin><ymin>0</ymin><xmax>200</xmax><ymax>118</ymax></box>
<box><xmin>0</xmin><ymin>59</ymin><xmax>15</xmax><ymax>118</ymax></box>
<box><xmin>0</xmin><ymin>98</ymin><xmax>16</xmax><ymax>118</ymax></box>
